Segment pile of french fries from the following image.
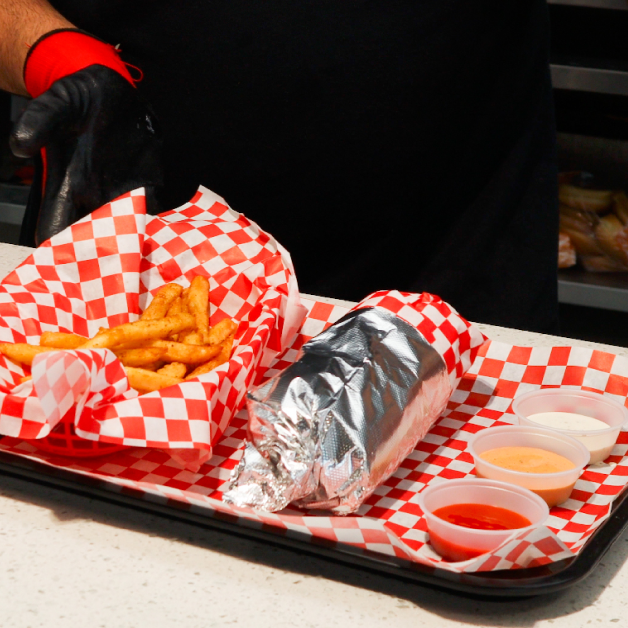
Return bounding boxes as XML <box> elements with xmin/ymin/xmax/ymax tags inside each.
<box><xmin>0</xmin><ymin>276</ymin><xmax>237</xmax><ymax>395</ymax></box>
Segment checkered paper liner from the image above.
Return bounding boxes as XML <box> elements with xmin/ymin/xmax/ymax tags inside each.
<box><xmin>0</xmin><ymin>186</ymin><xmax>307</xmax><ymax>470</ymax></box>
<box><xmin>3</xmin><ymin>297</ymin><xmax>628</xmax><ymax>573</ymax></box>
<box><xmin>351</xmin><ymin>290</ymin><xmax>484</xmax><ymax>392</ymax></box>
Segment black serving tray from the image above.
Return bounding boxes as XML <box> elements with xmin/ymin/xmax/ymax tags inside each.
<box><xmin>1</xmin><ymin>449</ymin><xmax>627</xmax><ymax>599</ymax></box>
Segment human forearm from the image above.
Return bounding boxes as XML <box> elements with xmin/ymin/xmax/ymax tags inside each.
<box><xmin>0</xmin><ymin>0</ymin><xmax>74</xmax><ymax>95</ymax></box>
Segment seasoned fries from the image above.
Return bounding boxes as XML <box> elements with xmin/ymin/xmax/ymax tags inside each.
<box><xmin>186</xmin><ymin>333</ymin><xmax>235</xmax><ymax>380</ymax></box>
<box><xmin>166</xmin><ymin>296</ymin><xmax>184</xmax><ymax>318</ymax></box>
<box><xmin>115</xmin><ymin>346</ymin><xmax>167</xmax><ymax>368</ymax></box>
<box><xmin>157</xmin><ymin>362</ymin><xmax>187</xmax><ymax>379</ymax></box>
<box><xmin>0</xmin><ymin>343</ymin><xmax>57</xmax><ymax>366</ymax></box>
<box><xmin>206</xmin><ymin>318</ymin><xmax>238</xmax><ymax>346</ymax></box>
<box><xmin>124</xmin><ymin>366</ymin><xmax>184</xmax><ymax>395</ymax></box>
<box><xmin>0</xmin><ymin>276</ymin><xmax>237</xmax><ymax>395</ymax></box>
<box><xmin>78</xmin><ymin>314</ymin><xmax>195</xmax><ymax>350</ymax></box>
<box><xmin>40</xmin><ymin>331</ymin><xmax>88</xmax><ymax>349</ymax></box>
<box><xmin>141</xmin><ymin>283</ymin><xmax>183</xmax><ymax>320</ymax></box>
<box><xmin>148</xmin><ymin>340</ymin><xmax>221</xmax><ymax>364</ymax></box>
<box><xmin>186</xmin><ymin>276</ymin><xmax>210</xmax><ymax>342</ymax></box>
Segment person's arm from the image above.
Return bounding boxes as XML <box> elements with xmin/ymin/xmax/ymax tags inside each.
<box><xmin>0</xmin><ymin>0</ymin><xmax>74</xmax><ymax>95</ymax></box>
<box><xmin>1</xmin><ymin>3</ymin><xmax>163</xmax><ymax>246</ymax></box>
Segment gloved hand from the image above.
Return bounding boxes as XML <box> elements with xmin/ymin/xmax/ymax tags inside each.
<box><xmin>10</xmin><ymin>30</ymin><xmax>163</xmax><ymax>246</ymax></box>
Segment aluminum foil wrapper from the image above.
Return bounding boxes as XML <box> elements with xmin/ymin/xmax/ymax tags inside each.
<box><xmin>224</xmin><ymin>306</ymin><xmax>451</xmax><ymax>514</ymax></box>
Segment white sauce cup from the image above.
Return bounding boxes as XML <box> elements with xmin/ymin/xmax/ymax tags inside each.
<box><xmin>512</xmin><ymin>388</ymin><xmax>628</xmax><ymax>464</ymax></box>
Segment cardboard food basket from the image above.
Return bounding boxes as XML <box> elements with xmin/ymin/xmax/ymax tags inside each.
<box><xmin>2</xmin><ymin>187</ymin><xmax>628</xmax><ymax>595</ymax></box>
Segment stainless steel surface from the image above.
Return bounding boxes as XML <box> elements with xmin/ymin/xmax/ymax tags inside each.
<box><xmin>548</xmin><ymin>0</ymin><xmax>628</xmax><ymax>9</ymax></box>
<box><xmin>225</xmin><ymin>306</ymin><xmax>450</xmax><ymax>514</ymax></box>
<box><xmin>557</xmin><ymin>134</ymin><xmax>628</xmax><ymax>189</ymax></box>
<box><xmin>0</xmin><ymin>184</ymin><xmax>27</xmax><ymax>228</ymax></box>
<box><xmin>551</xmin><ymin>64</ymin><xmax>628</xmax><ymax>96</ymax></box>
<box><xmin>0</xmin><ymin>201</ymin><xmax>26</xmax><ymax>226</ymax></box>
<box><xmin>558</xmin><ymin>270</ymin><xmax>628</xmax><ymax>311</ymax></box>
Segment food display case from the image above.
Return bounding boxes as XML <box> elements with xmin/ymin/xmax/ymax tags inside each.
<box><xmin>549</xmin><ymin>0</ymin><xmax>628</xmax><ymax>313</ymax></box>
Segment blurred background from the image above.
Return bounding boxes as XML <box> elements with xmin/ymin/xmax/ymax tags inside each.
<box><xmin>0</xmin><ymin>92</ymin><xmax>31</xmax><ymax>246</ymax></box>
<box><xmin>1</xmin><ymin>1</ymin><xmax>628</xmax><ymax>346</ymax></box>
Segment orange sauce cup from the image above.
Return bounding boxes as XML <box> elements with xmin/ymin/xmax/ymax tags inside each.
<box><xmin>469</xmin><ymin>425</ymin><xmax>590</xmax><ymax>507</ymax></box>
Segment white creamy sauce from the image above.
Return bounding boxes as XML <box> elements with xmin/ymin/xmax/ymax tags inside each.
<box><xmin>527</xmin><ymin>411</ymin><xmax>608</xmax><ymax>432</ymax></box>
<box><xmin>525</xmin><ymin>411</ymin><xmax>617</xmax><ymax>464</ymax></box>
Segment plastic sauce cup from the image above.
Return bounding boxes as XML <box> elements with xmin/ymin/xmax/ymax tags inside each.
<box><xmin>512</xmin><ymin>388</ymin><xmax>628</xmax><ymax>464</ymax></box>
<box><xmin>468</xmin><ymin>425</ymin><xmax>590</xmax><ymax>507</ymax></box>
<box><xmin>418</xmin><ymin>478</ymin><xmax>549</xmax><ymax>562</ymax></box>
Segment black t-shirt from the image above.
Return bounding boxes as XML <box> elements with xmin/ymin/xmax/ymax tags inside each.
<box><xmin>49</xmin><ymin>0</ymin><xmax>559</xmax><ymax>332</ymax></box>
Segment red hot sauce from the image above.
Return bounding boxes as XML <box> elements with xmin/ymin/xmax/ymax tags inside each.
<box><xmin>429</xmin><ymin>503</ymin><xmax>532</xmax><ymax>562</ymax></box>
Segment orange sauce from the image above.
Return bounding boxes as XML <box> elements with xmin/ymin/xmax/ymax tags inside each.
<box><xmin>477</xmin><ymin>446</ymin><xmax>577</xmax><ymax>507</ymax></box>
<box><xmin>479</xmin><ymin>446</ymin><xmax>575</xmax><ymax>474</ymax></box>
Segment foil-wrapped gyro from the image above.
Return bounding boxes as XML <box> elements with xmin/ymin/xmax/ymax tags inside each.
<box><xmin>224</xmin><ymin>291</ymin><xmax>486</xmax><ymax>514</ymax></box>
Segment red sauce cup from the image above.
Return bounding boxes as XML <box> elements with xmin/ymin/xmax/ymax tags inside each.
<box><xmin>418</xmin><ymin>478</ymin><xmax>549</xmax><ymax>562</ymax></box>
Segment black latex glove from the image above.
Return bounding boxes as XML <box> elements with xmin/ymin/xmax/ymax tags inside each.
<box><xmin>10</xmin><ymin>64</ymin><xmax>163</xmax><ymax>247</ymax></box>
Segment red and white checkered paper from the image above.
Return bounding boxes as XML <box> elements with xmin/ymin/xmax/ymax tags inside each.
<box><xmin>3</xmin><ymin>296</ymin><xmax>628</xmax><ymax>574</ymax></box>
<box><xmin>0</xmin><ymin>186</ymin><xmax>307</xmax><ymax>471</ymax></box>
<box><xmin>352</xmin><ymin>290</ymin><xmax>485</xmax><ymax>393</ymax></box>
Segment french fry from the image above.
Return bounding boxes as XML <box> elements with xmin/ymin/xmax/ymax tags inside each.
<box><xmin>185</xmin><ymin>357</ymin><xmax>222</xmax><ymax>380</ymax></box>
<box><xmin>39</xmin><ymin>331</ymin><xmax>88</xmax><ymax>349</ymax></box>
<box><xmin>7</xmin><ymin>274</ymin><xmax>239</xmax><ymax>397</ymax></box>
<box><xmin>180</xmin><ymin>288</ymin><xmax>190</xmax><ymax>313</ymax></box>
<box><xmin>166</xmin><ymin>296</ymin><xmax>183</xmax><ymax>318</ymax></box>
<box><xmin>124</xmin><ymin>366</ymin><xmax>183</xmax><ymax>394</ymax></box>
<box><xmin>178</xmin><ymin>331</ymin><xmax>204</xmax><ymax>345</ymax></box>
<box><xmin>186</xmin><ymin>275</ymin><xmax>210</xmax><ymax>342</ymax></box>
<box><xmin>222</xmin><ymin>333</ymin><xmax>235</xmax><ymax>357</ymax></box>
<box><xmin>157</xmin><ymin>362</ymin><xmax>187</xmax><ymax>379</ymax></box>
<box><xmin>20</xmin><ymin>376</ymin><xmax>32</xmax><ymax>384</ymax></box>
<box><xmin>206</xmin><ymin>318</ymin><xmax>238</xmax><ymax>346</ymax></box>
<box><xmin>78</xmin><ymin>314</ymin><xmax>195</xmax><ymax>350</ymax></box>
<box><xmin>115</xmin><ymin>346</ymin><xmax>168</xmax><ymax>367</ymax></box>
<box><xmin>143</xmin><ymin>361</ymin><xmax>165</xmax><ymax>372</ymax></box>
<box><xmin>141</xmin><ymin>283</ymin><xmax>183</xmax><ymax>320</ymax></box>
<box><xmin>167</xmin><ymin>293</ymin><xmax>189</xmax><ymax>341</ymax></box>
<box><xmin>150</xmin><ymin>340</ymin><xmax>221</xmax><ymax>364</ymax></box>
<box><xmin>185</xmin><ymin>333</ymin><xmax>235</xmax><ymax>380</ymax></box>
<box><xmin>0</xmin><ymin>343</ymin><xmax>58</xmax><ymax>366</ymax></box>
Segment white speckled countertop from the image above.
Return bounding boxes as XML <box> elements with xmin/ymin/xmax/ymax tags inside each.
<box><xmin>1</xmin><ymin>244</ymin><xmax>628</xmax><ymax>628</ymax></box>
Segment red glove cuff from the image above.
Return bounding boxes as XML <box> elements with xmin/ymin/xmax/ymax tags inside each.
<box><xmin>25</xmin><ymin>29</ymin><xmax>135</xmax><ymax>98</ymax></box>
